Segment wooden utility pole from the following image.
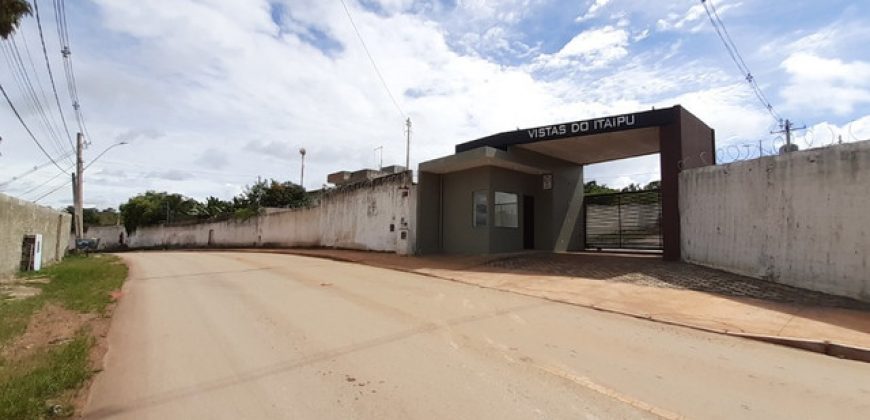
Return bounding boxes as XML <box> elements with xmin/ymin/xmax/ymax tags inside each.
<box><xmin>74</xmin><ymin>132</ymin><xmax>84</xmax><ymax>240</ymax></box>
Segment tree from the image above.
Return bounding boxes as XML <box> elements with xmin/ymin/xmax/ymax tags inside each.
<box><xmin>65</xmin><ymin>206</ymin><xmax>115</xmax><ymax>232</ymax></box>
<box><xmin>621</xmin><ymin>183</ymin><xmax>641</xmax><ymax>193</ymax></box>
<box><xmin>236</xmin><ymin>179</ymin><xmax>309</xmax><ymax>210</ymax></box>
<box><xmin>200</xmin><ymin>196</ymin><xmax>233</xmax><ymax>218</ymax></box>
<box><xmin>643</xmin><ymin>180</ymin><xmax>661</xmax><ymax>191</ymax></box>
<box><xmin>584</xmin><ymin>181</ymin><xmax>617</xmax><ymax>195</ymax></box>
<box><xmin>119</xmin><ymin>191</ymin><xmax>201</xmax><ymax>232</ymax></box>
<box><xmin>0</xmin><ymin>0</ymin><xmax>31</xmax><ymax>39</ymax></box>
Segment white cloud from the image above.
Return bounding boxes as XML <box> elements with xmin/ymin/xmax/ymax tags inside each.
<box><xmin>656</xmin><ymin>1</ymin><xmax>740</xmax><ymax>33</ymax></box>
<box><xmin>575</xmin><ymin>0</ymin><xmax>612</xmax><ymax>22</ymax></box>
<box><xmin>780</xmin><ymin>53</ymin><xmax>870</xmax><ymax>115</ymax></box>
<box><xmin>0</xmin><ymin>0</ymin><xmax>865</xmax><ymax>209</ymax></box>
<box><xmin>532</xmin><ymin>26</ymin><xmax>629</xmax><ymax>70</ymax></box>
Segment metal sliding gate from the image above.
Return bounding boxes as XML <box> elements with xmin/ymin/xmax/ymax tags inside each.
<box><xmin>584</xmin><ymin>190</ymin><xmax>663</xmax><ymax>250</ymax></box>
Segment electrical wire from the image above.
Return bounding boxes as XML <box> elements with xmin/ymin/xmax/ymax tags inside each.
<box><xmin>32</xmin><ymin>178</ymin><xmax>70</xmax><ymax>202</ymax></box>
<box><xmin>0</xmin><ymin>149</ymin><xmax>75</xmax><ymax>188</ymax></box>
<box><xmin>54</xmin><ymin>0</ymin><xmax>95</xmax><ymax>145</ymax></box>
<box><xmin>0</xmin><ymin>82</ymin><xmax>69</xmax><ymax>173</ymax></box>
<box><xmin>700</xmin><ymin>0</ymin><xmax>781</xmax><ymax>124</ymax></box>
<box><xmin>17</xmin><ymin>34</ymin><xmax>73</xmax><ymax>162</ymax></box>
<box><xmin>1</xmin><ymin>37</ymin><xmax>72</xmax><ymax>163</ymax></box>
<box><xmin>337</xmin><ymin>0</ymin><xmax>405</xmax><ymax>118</ymax></box>
<box><xmin>34</xmin><ymin>0</ymin><xmax>75</xmax><ymax>151</ymax></box>
<box><xmin>19</xmin><ymin>161</ymin><xmax>75</xmax><ymax>197</ymax></box>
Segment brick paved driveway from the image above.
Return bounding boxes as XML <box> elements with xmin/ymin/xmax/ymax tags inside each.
<box><xmin>485</xmin><ymin>252</ymin><xmax>870</xmax><ymax>310</ymax></box>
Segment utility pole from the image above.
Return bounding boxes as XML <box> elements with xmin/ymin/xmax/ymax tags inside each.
<box><xmin>374</xmin><ymin>146</ymin><xmax>383</xmax><ymax>170</ymax></box>
<box><xmin>771</xmin><ymin>119</ymin><xmax>805</xmax><ymax>154</ymax></box>
<box><xmin>404</xmin><ymin>118</ymin><xmax>411</xmax><ymax>171</ymax></box>
<box><xmin>299</xmin><ymin>148</ymin><xmax>306</xmax><ymax>188</ymax></box>
<box><xmin>74</xmin><ymin>132</ymin><xmax>84</xmax><ymax>240</ymax></box>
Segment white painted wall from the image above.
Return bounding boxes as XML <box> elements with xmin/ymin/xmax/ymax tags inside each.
<box><xmin>124</xmin><ymin>172</ymin><xmax>416</xmax><ymax>254</ymax></box>
<box><xmin>79</xmin><ymin>225</ymin><xmax>126</xmax><ymax>250</ymax></box>
<box><xmin>680</xmin><ymin>141</ymin><xmax>870</xmax><ymax>302</ymax></box>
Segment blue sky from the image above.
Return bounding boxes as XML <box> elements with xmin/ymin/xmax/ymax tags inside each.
<box><xmin>0</xmin><ymin>0</ymin><xmax>868</xmax><ymax>208</ymax></box>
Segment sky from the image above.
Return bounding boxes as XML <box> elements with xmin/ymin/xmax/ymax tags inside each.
<box><xmin>1</xmin><ymin>0</ymin><xmax>868</xmax><ymax>209</ymax></box>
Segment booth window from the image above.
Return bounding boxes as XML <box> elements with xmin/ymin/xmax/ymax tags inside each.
<box><xmin>472</xmin><ymin>191</ymin><xmax>488</xmax><ymax>227</ymax></box>
<box><xmin>494</xmin><ymin>192</ymin><xmax>518</xmax><ymax>228</ymax></box>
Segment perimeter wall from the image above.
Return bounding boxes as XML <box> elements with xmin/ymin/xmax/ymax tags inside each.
<box><xmin>111</xmin><ymin>172</ymin><xmax>416</xmax><ymax>255</ymax></box>
<box><xmin>0</xmin><ymin>193</ymin><xmax>71</xmax><ymax>276</ymax></box>
<box><xmin>680</xmin><ymin>141</ymin><xmax>870</xmax><ymax>302</ymax></box>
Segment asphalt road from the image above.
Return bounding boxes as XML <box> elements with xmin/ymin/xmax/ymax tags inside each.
<box><xmin>84</xmin><ymin>252</ymin><xmax>870</xmax><ymax>419</ymax></box>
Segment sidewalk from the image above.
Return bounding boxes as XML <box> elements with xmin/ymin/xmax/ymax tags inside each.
<box><xmin>227</xmin><ymin>248</ymin><xmax>870</xmax><ymax>358</ymax></box>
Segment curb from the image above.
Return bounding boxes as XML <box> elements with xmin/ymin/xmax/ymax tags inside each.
<box><xmin>728</xmin><ymin>333</ymin><xmax>870</xmax><ymax>362</ymax></box>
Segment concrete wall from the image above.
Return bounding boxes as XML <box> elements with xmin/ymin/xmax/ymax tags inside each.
<box><xmin>80</xmin><ymin>225</ymin><xmax>126</xmax><ymax>250</ymax></box>
<box><xmin>0</xmin><ymin>193</ymin><xmax>71</xmax><ymax>276</ymax></box>
<box><xmin>680</xmin><ymin>141</ymin><xmax>870</xmax><ymax>302</ymax></box>
<box><xmin>442</xmin><ymin>167</ymin><xmax>490</xmax><ymax>254</ymax></box>
<box><xmin>488</xmin><ymin>166</ymin><xmax>543</xmax><ymax>253</ymax></box>
<box><xmin>121</xmin><ymin>172</ymin><xmax>416</xmax><ymax>254</ymax></box>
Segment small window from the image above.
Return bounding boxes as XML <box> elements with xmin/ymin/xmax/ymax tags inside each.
<box><xmin>473</xmin><ymin>191</ymin><xmax>488</xmax><ymax>227</ymax></box>
<box><xmin>494</xmin><ymin>192</ymin><xmax>518</xmax><ymax>228</ymax></box>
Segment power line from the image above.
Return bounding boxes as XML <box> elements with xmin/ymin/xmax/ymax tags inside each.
<box><xmin>0</xmin><ymin>149</ymin><xmax>75</xmax><ymax>188</ymax></box>
<box><xmin>34</xmin><ymin>0</ymin><xmax>75</xmax><ymax>152</ymax></box>
<box><xmin>337</xmin><ymin>0</ymin><xmax>405</xmax><ymax>118</ymax></box>
<box><xmin>19</xmin><ymin>161</ymin><xmax>75</xmax><ymax>197</ymax></box>
<box><xmin>0</xmin><ymin>82</ymin><xmax>69</xmax><ymax>173</ymax></box>
<box><xmin>54</xmin><ymin>0</ymin><xmax>95</xmax><ymax>145</ymax></box>
<box><xmin>1</xmin><ymin>37</ymin><xmax>73</xmax><ymax>163</ymax></box>
<box><xmin>32</xmin><ymin>177</ymin><xmax>70</xmax><ymax>203</ymax></box>
<box><xmin>700</xmin><ymin>0</ymin><xmax>781</xmax><ymax>124</ymax></box>
<box><xmin>17</xmin><ymin>33</ymin><xmax>73</xmax><ymax>162</ymax></box>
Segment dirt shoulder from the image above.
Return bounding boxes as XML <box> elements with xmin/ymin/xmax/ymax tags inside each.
<box><xmin>224</xmin><ymin>248</ymin><xmax>870</xmax><ymax>359</ymax></box>
<box><xmin>0</xmin><ymin>254</ymin><xmax>127</xmax><ymax>419</ymax></box>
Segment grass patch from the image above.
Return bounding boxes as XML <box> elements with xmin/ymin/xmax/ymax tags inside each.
<box><xmin>0</xmin><ymin>254</ymin><xmax>127</xmax><ymax>417</ymax></box>
<box><xmin>0</xmin><ymin>297</ymin><xmax>45</xmax><ymax>348</ymax></box>
<box><xmin>0</xmin><ymin>334</ymin><xmax>92</xmax><ymax>419</ymax></box>
<box><xmin>36</xmin><ymin>255</ymin><xmax>127</xmax><ymax>314</ymax></box>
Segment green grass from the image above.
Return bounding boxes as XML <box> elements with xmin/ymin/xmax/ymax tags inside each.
<box><xmin>36</xmin><ymin>254</ymin><xmax>127</xmax><ymax>314</ymax></box>
<box><xmin>1</xmin><ymin>255</ymin><xmax>127</xmax><ymax>348</ymax></box>
<box><xmin>0</xmin><ymin>254</ymin><xmax>127</xmax><ymax>418</ymax></box>
<box><xmin>0</xmin><ymin>334</ymin><xmax>92</xmax><ymax>419</ymax></box>
<box><xmin>0</xmin><ymin>297</ymin><xmax>45</xmax><ymax>348</ymax></box>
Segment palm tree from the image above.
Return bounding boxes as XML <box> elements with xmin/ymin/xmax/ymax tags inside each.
<box><xmin>1</xmin><ymin>0</ymin><xmax>31</xmax><ymax>39</ymax></box>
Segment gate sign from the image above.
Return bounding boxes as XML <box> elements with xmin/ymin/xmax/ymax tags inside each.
<box><xmin>455</xmin><ymin>109</ymin><xmax>674</xmax><ymax>154</ymax></box>
<box><xmin>527</xmin><ymin>114</ymin><xmax>638</xmax><ymax>141</ymax></box>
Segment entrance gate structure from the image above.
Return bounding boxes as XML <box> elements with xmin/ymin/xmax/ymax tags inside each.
<box><xmin>415</xmin><ymin>105</ymin><xmax>715</xmax><ymax>260</ymax></box>
<box><xmin>584</xmin><ymin>190</ymin><xmax>662</xmax><ymax>251</ymax></box>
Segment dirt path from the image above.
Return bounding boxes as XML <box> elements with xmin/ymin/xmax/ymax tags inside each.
<box><xmin>84</xmin><ymin>252</ymin><xmax>870</xmax><ymax>419</ymax></box>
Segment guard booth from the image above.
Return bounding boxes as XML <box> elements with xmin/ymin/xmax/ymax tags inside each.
<box><xmin>415</xmin><ymin>105</ymin><xmax>715</xmax><ymax>260</ymax></box>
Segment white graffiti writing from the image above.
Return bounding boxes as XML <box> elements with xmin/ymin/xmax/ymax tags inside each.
<box><xmin>527</xmin><ymin>114</ymin><xmax>636</xmax><ymax>139</ymax></box>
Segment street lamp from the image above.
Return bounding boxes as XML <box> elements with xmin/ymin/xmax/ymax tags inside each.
<box><xmin>299</xmin><ymin>148</ymin><xmax>306</xmax><ymax>188</ymax></box>
<box><xmin>84</xmin><ymin>141</ymin><xmax>128</xmax><ymax>171</ymax></box>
